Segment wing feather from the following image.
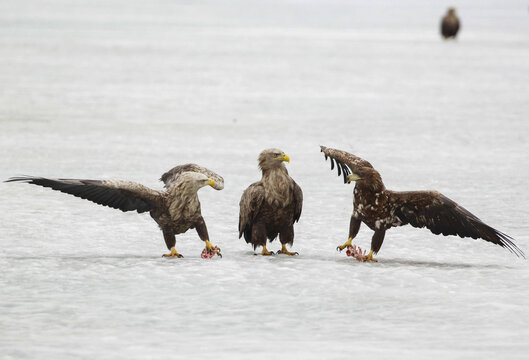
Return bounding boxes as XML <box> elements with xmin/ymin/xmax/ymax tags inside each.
<box><xmin>320</xmin><ymin>146</ymin><xmax>373</xmax><ymax>183</ymax></box>
<box><xmin>238</xmin><ymin>182</ymin><xmax>265</xmax><ymax>242</ymax></box>
<box><xmin>292</xmin><ymin>181</ymin><xmax>303</xmax><ymax>223</ymax></box>
<box><xmin>160</xmin><ymin>164</ymin><xmax>224</xmax><ymax>190</ymax></box>
<box><xmin>6</xmin><ymin>176</ymin><xmax>162</xmax><ymax>214</ymax></box>
<box><xmin>391</xmin><ymin>190</ymin><xmax>525</xmax><ymax>257</ymax></box>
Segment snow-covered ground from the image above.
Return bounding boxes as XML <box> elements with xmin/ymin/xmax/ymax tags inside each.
<box><xmin>1</xmin><ymin>1</ymin><xmax>528</xmax><ymax>358</ymax></box>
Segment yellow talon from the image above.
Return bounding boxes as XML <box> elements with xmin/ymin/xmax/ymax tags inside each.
<box><xmin>202</xmin><ymin>239</ymin><xmax>221</xmax><ymax>258</ymax></box>
<box><xmin>163</xmin><ymin>246</ymin><xmax>183</xmax><ymax>258</ymax></box>
<box><xmin>337</xmin><ymin>237</ymin><xmax>353</xmax><ymax>251</ymax></box>
<box><xmin>277</xmin><ymin>244</ymin><xmax>298</xmax><ymax>256</ymax></box>
<box><xmin>260</xmin><ymin>245</ymin><xmax>274</xmax><ymax>256</ymax></box>
<box><xmin>365</xmin><ymin>250</ymin><xmax>378</xmax><ymax>262</ymax></box>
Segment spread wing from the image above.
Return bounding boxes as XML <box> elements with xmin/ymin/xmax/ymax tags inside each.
<box><xmin>238</xmin><ymin>182</ymin><xmax>265</xmax><ymax>241</ymax></box>
<box><xmin>6</xmin><ymin>176</ymin><xmax>163</xmax><ymax>213</ymax></box>
<box><xmin>320</xmin><ymin>146</ymin><xmax>374</xmax><ymax>183</ymax></box>
<box><xmin>293</xmin><ymin>181</ymin><xmax>303</xmax><ymax>223</ymax></box>
<box><xmin>160</xmin><ymin>164</ymin><xmax>224</xmax><ymax>190</ymax></box>
<box><xmin>391</xmin><ymin>190</ymin><xmax>525</xmax><ymax>257</ymax></box>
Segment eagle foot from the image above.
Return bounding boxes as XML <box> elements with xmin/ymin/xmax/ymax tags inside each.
<box><xmin>260</xmin><ymin>251</ymin><xmax>275</xmax><ymax>256</ymax></box>
<box><xmin>163</xmin><ymin>247</ymin><xmax>184</xmax><ymax>258</ymax></box>
<box><xmin>277</xmin><ymin>244</ymin><xmax>298</xmax><ymax>256</ymax></box>
<box><xmin>337</xmin><ymin>237</ymin><xmax>353</xmax><ymax>252</ymax></box>
<box><xmin>201</xmin><ymin>240</ymin><xmax>222</xmax><ymax>259</ymax></box>
<box><xmin>201</xmin><ymin>245</ymin><xmax>222</xmax><ymax>259</ymax></box>
<box><xmin>365</xmin><ymin>250</ymin><xmax>378</xmax><ymax>262</ymax></box>
<box><xmin>259</xmin><ymin>246</ymin><xmax>275</xmax><ymax>256</ymax></box>
<box><xmin>277</xmin><ymin>250</ymin><xmax>298</xmax><ymax>256</ymax></box>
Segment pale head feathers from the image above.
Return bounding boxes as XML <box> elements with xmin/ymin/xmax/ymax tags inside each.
<box><xmin>258</xmin><ymin>148</ymin><xmax>289</xmax><ymax>171</ymax></box>
<box><xmin>168</xmin><ymin>171</ymin><xmax>213</xmax><ymax>194</ymax></box>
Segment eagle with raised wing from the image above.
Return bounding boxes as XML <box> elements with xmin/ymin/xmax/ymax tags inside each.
<box><xmin>239</xmin><ymin>148</ymin><xmax>303</xmax><ymax>256</ymax></box>
<box><xmin>320</xmin><ymin>146</ymin><xmax>524</xmax><ymax>261</ymax></box>
<box><xmin>6</xmin><ymin>164</ymin><xmax>224</xmax><ymax>258</ymax></box>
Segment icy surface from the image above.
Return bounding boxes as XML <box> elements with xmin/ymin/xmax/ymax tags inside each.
<box><xmin>1</xmin><ymin>1</ymin><xmax>529</xmax><ymax>359</ymax></box>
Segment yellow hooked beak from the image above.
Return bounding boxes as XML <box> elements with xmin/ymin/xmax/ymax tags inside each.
<box><xmin>275</xmin><ymin>153</ymin><xmax>290</xmax><ymax>163</ymax></box>
<box><xmin>206</xmin><ymin>178</ymin><xmax>216</xmax><ymax>188</ymax></box>
<box><xmin>346</xmin><ymin>173</ymin><xmax>362</xmax><ymax>183</ymax></box>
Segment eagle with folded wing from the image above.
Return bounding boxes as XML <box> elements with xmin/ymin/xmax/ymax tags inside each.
<box><xmin>6</xmin><ymin>163</ymin><xmax>223</xmax><ymax>258</ymax></box>
<box><xmin>441</xmin><ymin>7</ymin><xmax>460</xmax><ymax>39</ymax></box>
<box><xmin>239</xmin><ymin>148</ymin><xmax>303</xmax><ymax>255</ymax></box>
<box><xmin>320</xmin><ymin>146</ymin><xmax>524</xmax><ymax>261</ymax></box>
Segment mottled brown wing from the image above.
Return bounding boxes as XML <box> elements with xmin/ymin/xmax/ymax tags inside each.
<box><xmin>238</xmin><ymin>182</ymin><xmax>265</xmax><ymax>242</ymax></box>
<box><xmin>160</xmin><ymin>164</ymin><xmax>224</xmax><ymax>190</ymax></box>
<box><xmin>6</xmin><ymin>176</ymin><xmax>163</xmax><ymax>213</ymax></box>
<box><xmin>320</xmin><ymin>146</ymin><xmax>374</xmax><ymax>183</ymax></box>
<box><xmin>292</xmin><ymin>181</ymin><xmax>303</xmax><ymax>223</ymax></box>
<box><xmin>391</xmin><ymin>190</ymin><xmax>524</xmax><ymax>257</ymax></box>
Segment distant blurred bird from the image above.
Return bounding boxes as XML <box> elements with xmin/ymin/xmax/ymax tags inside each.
<box><xmin>6</xmin><ymin>164</ymin><xmax>224</xmax><ymax>258</ymax></box>
<box><xmin>441</xmin><ymin>7</ymin><xmax>460</xmax><ymax>39</ymax></box>
<box><xmin>239</xmin><ymin>149</ymin><xmax>303</xmax><ymax>256</ymax></box>
<box><xmin>320</xmin><ymin>146</ymin><xmax>525</xmax><ymax>261</ymax></box>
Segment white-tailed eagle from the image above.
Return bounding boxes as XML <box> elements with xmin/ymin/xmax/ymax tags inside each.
<box><xmin>320</xmin><ymin>146</ymin><xmax>524</xmax><ymax>261</ymax></box>
<box><xmin>239</xmin><ymin>149</ymin><xmax>303</xmax><ymax>256</ymax></box>
<box><xmin>441</xmin><ymin>8</ymin><xmax>460</xmax><ymax>39</ymax></box>
<box><xmin>6</xmin><ymin>164</ymin><xmax>224</xmax><ymax>258</ymax></box>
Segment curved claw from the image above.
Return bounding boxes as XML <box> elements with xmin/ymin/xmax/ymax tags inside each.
<box><xmin>201</xmin><ymin>242</ymin><xmax>222</xmax><ymax>259</ymax></box>
<box><xmin>364</xmin><ymin>250</ymin><xmax>377</xmax><ymax>262</ymax></box>
<box><xmin>163</xmin><ymin>247</ymin><xmax>183</xmax><ymax>258</ymax></box>
<box><xmin>280</xmin><ymin>250</ymin><xmax>298</xmax><ymax>255</ymax></box>
<box><xmin>337</xmin><ymin>238</ymin><xmax>353</xmax><ymax>252</ymax></box>
<box><xmin>259</xmin><ymin>245</ymin><xmax>275</xmax><ymax>256</ymax></box>
<box><xmin>162</xmin><ymin>252</ymin><xmax>184</xmax><ymax>258</ymax></box>
<box><xmin>277</xmin><ymin>247</ymin><xmax>298</xmax><ymax>256</ymax></box>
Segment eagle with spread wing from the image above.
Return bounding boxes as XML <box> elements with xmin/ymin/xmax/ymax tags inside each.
<box><xmin>320</xmin><ymin>146</ymin><xmax>524</xmax><ymax>261</ymax></box>
<box><xmin>239</xmin><ymin>149</ymin><xmax>303</xmax><ymax>256</ymax></box>
<box><xmin>6</xmin><ymin>164</ymin><xmax>224</xmax><ymax>258</ymax></box>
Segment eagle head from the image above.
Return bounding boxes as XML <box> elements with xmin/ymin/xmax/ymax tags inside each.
<box><xmin>346</xmin><ymin>167</ymin><xmax>385</xmax><ymax>191</ymax></box>
<box><xmin>175</xmin><ymin>172</ymin><xmax>216</xmax><ymax>191</ymax></box>
<box><xmin>258</xmin><ymin>148</ymin><xmax>290</xmax><ymax>170</ymax></box>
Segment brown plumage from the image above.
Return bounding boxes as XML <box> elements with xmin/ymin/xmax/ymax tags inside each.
<box><xmin>5</xmin><ymin>164</ymin><xmax>223</xmax><ymax>258</ymax></box>
<box><xmin>239</xmin><ymin>149</ymin><xmax>303</xmax><ymax>255</ymax></box>
<box><xmin>320</xmin><ymin>146</ymin><xmax>524</xmax><ymax>261</ymax></box>
<box><xmin>441</xmin><ymin>8</ymin><xmax>460</xmax><ymax>39</ymax></box>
